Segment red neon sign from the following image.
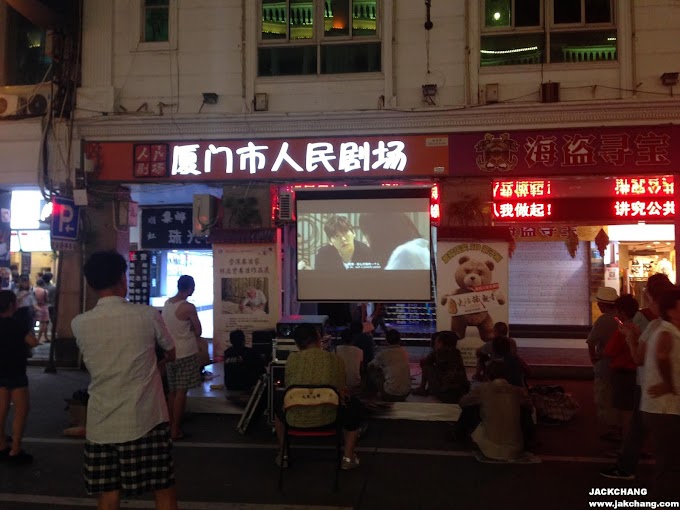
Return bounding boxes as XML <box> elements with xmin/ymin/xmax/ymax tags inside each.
<box><xmin>493</xmin><ymin>202</ymin><xmax>553</xmax><ymax>220</ymax></box>
<box><xmin>614</xmin><ymin>177</ymin><xmax>673</xmax><ymax>196</ymax></box>
<box><xmin>430</xmin><ymin>184</ymin><xmax>441</xmax><ymax>224</ymax></box>
<box><xmin>613</xmin><ymin>199</ymin><xmax>675</xmax><ymax>218</ymax></box>
<box><xmin>493</xmin><ymin>175</ymin><xmax>674</xmax><ymax>200</ymax></box>
<box><xmin>493</xmin><ymin>180</ymin><xmax>552</xmax><ymax>200</ymax></box>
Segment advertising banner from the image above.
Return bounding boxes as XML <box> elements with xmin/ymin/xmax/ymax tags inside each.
<box><xmin>213</xmin><ymin>242</ymin><xmax>280</xmax><ymax>357</ymax></box>
<box><xmin>436</xmin><ymin>241</ymin><xmax>509</xmax><ymax>365</ymax></box>
<box><xmin>0</xmin><ymin>191</ymin><xmax>10</xmax><ymax>277</ymax></box>
<box><xmin>141</xmin><ymin>206</ymin><xmax>209</xmax><ymax>250</ymax></box>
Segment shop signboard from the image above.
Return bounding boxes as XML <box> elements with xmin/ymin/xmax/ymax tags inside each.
<box><xmin>128</xmin><ymin>251</ymin><xmax>155</xmax><ymax>305</ymax></box>
<box><xmin>451</xmin><ymin>126</ymin><xmax>680</xmax><ymax>177</ymax></box>
<box><xmin>492</xmin><ymin>175</ymin><xmax>675</xmax><ymax>224</ymax></box>
<box><xmin>84</xmin><ymin>135</ymin><xmax>449</xmax><ymax>182</ymax></box>
<box><xmin>213</xmin><ymin>242</ymin><xmax>280</xmax><ymax>357</ymax></box>
<box><xmin>436</xmin><ymin>241</ymin><xmax>509</xmax><ymax>365</ymax></box>
<box><xmin>141</xmin><ymin>207</ymin><xmax>209</xmax><ymax>250</ymax></box>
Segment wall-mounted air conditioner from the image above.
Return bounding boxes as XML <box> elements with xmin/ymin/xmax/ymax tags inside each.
<box><xmin>0</xmin><ymin>94</ymin><xmax>25</xmax><ymax>117</ymax></box>
<box><xmin>0</xmin><ymin>84</ymin><xmax>52</xmax><ymax>117</ymax></box>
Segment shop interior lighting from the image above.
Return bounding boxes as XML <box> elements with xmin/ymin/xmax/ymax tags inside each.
<box><xmin>481</xmin><ymin>46</ymin><xmax>539</xmax><ymax>55</ymax></box>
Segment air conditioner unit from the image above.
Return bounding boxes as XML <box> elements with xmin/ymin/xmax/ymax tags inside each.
<box><xmin>278</xmin><ymin>191</ymin><xmax>295</xmax><ymax>222</ymax></box>
<box><xmin>0</xmin><ymin>94</ymin><xmax>26</xmax><ymax>117</ymax></box>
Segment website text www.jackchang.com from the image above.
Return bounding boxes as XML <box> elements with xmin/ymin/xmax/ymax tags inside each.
<box><xmin>588</xmin><ymin>488</ymin><xmax>679</xmax><ymax>509</ymax></box>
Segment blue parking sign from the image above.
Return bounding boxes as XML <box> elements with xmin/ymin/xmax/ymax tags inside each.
<box><xmin>51</xmin><ymin>197</ymin><xmax>80</xmax><ymax>240</ymax></box>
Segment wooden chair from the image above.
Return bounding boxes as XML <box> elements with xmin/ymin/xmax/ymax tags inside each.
<box><xmin>278</xmin><ymin>385</ymin><xmax>342</xmax><ymax>492</ymax></box>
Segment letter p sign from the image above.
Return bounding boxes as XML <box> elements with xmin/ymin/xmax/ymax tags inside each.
<box><xmin>51</xmin><ymin>197</ymin><xmax>80</xmax><ymax>241</ymax></box>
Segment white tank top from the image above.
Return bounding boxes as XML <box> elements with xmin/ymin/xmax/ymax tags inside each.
<box><xmin>640</xmin><ymin>321</ymin><xmax>680</xmax><ymax>416</ymax></box>
<box><xmin>162</xmin><ymin>299</ymin><xmax>198</xmax><ymax>359</ymax></box>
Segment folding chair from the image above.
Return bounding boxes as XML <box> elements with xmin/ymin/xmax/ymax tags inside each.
<box><xmin>278</xmin><ymin>385</ymin><xmax>342</xmax><ymax>492</ymax></box>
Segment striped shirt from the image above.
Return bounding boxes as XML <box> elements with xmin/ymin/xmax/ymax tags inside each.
<box><xmin>72</xmin><ymin>296</ymin><xmax>175</xmax><ymax>444</ymax></box>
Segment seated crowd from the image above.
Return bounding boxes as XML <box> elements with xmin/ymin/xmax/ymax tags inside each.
<box><xmin>222</xmin><ymin>319</ymin><xmax>539</xmax><ymax>467</ymax></box>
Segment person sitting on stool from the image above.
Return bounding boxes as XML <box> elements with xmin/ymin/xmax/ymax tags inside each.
<box><xmin>223</xmin><ymin>329</ymin><xmax>265</xmax><ymax>404</ymax></box>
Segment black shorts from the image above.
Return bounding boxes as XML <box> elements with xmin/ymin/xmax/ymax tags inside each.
<box><xmin>0</xmin><ymin>374</ymin><xmax>29</xmax><ymax>390</ymax></box>
<box><xmin>83</xmin><ymin>422</ymin><xmax>175</xmax><ymax>496</ymax></box>
<box><xmin>611</xmin><ymin>369</ymin><xmax>637</xmax><ymax>411</ymax></box>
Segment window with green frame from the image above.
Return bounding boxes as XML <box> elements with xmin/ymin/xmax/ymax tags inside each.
<box><xmin>259</xmin><ymin>0</ymin><xmax>381</xmax><ymax>76</ymax></box>
<box><xmin>143</xmin><ymin>0</ymin><xmax>170</xmax><ymax>43</ymax></box>
<box><xmin>481</xmin><ymin>0</ymin><xmax>617</xmax><ymax>67</ymax></box>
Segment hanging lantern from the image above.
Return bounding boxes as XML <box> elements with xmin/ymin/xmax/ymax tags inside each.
<box><xmin>565</xmin><ymin>228</ymin><xmax>579</xmax><ymax>258</ymax></box>
<box><xmin>595</xmin><ymin>228</ymin><xmax>610</xmax><ymax>258</ymax></box>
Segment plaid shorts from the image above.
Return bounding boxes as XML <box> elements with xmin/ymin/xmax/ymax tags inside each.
<box><xmin>84</xmin><ymin>423</ymin><xmax>175</xmax><ymax>496</ymax></box>
<box><xmin>166</xmin><ymin>353</ymin><xmax>202</xmax><ymax>392</ymax></box>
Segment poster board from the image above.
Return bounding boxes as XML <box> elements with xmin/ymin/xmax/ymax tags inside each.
<box><xmin>436</xmin><ymin>241</ymin><xmax>509</xmax><ymax>366</ymax></box>
<box><xmin>213</xmin><ymin>241</ymin><xmax>280</xmax><ymax>357</ymax></box>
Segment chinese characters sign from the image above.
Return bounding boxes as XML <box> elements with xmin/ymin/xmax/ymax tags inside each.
<box><xmin>86</xmin><ymin>136</ymin><xmax>449</xmax><ymax>182</ymax></box>
<box><xmin>492</xmin><ymin>198</ymin><xmax>675</xmax><ymax>222</ymax></box>
<box><xmin>141</xmin><ymin>207</ymin><xmax>208</xmax><ymax>250</ymax></box>
<box><xmin>453</xmin><ymin>126</ymin><xmax>680</xmax><ymax>176</ymax></box>
<box><xmin>493</xmin><ymin>176</ymin><xmax>674</xmax><ymax>200</ymax></box>
<box><xmin>128</xmin><ymin>251</ymin><xmax>156</xmax><ymax>304</ymax></box>
<box><xmin>213</xmin><ymin>243</ymin><xmax>279</xmax><ymax>357</ymax></box>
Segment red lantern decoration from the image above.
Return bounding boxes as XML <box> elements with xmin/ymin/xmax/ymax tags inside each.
<box><xmin>565</xmin><ymin>228</ymin><xmax>579</xmax><ymax>258</ymax></box>
<box><xmin>595</xmin><ymin>228</ymin><xmax>610</xmax><ymax>258</ymax></box>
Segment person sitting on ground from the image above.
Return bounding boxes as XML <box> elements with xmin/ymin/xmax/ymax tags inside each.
<box><xmin>350</xmin><ymin>320</ymin><xmax>375</xmax><ymax>369</ymax></box>
<box><xmin>458</xmin><ymin>360</ymin><xmax>534</xmax><ymax>462</ymax></box>
<box><xmin>0</xmin><ymin>290</ymin><xmax>39</xmax><ymax>464</ymax></box>
<box><xmin>223</xmin><ymin>329</ymin><xmax>265</xmax><ymax>400</ymax></box>
<box><xmin>368</xmin><ymin>329</ymin><xmax>411</xmax><ymax>401</ymax></box>
<box><xmin>334</xmin><ymin>328</ymin><xmax>363</xmax><ymax>394</ymax></box>
<box><xmin>603</xmin><ymin>294</ymin><xmax>640</xmax><ymax>446</ymax></box>
<box><xmin>413</xmin><ymin>331</ymin><xmax>470</xmax><ymax>403</ymax></box>
<box><xmin>488</xmin><ymin>335</ymin><xmax>527</xmax><ymax>388</ymax></box>
<box><xmin>275</xmin><ymin>324</ymin><xmax>362</xmax><ymax>471</ymax></box>
<box><xmin>474</xmin><ymin>322</ymin><xmax>526</xmax><ymax>381</ymax></box>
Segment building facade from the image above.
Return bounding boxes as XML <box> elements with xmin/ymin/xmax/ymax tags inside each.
<box><xmin>13</xmin><ymin>0</ymin><xmax>680</xmax><ymax>339</ymax></box>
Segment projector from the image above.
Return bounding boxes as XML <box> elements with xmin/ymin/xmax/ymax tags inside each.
<box><xmin>275</xmin><ymin>315</ymin><xmax>329</xmax><ymax>339</ymax></box>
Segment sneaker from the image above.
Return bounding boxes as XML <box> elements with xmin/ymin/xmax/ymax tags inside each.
<box><xmin>275</xmin><ymin>453</ymin><xmax>288</xmax><ymax>469</ymax></box>
<box><xmin>341</xmin><ymin>455</ymin><xmax>360</xmax><ymax>470</ymax></box>
<box><xmin>600</xmin><ymin>467</ymin><xmax>635</xmax><ymax>481</ymax></box>
<box><xmin>7</xmin><ymin>451</ymin><xmax>33</xmax><ymax>465</ymax></box>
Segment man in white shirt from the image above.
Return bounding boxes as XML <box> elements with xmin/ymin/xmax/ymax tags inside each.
<box><xmin>71</xmin><ymin>251</ymin><xmax>178</xmax><ymax>510</ymax></box>
<box><xmin>162</xmin><ymin>275</ymin><xmax>203</xmax><ymax>441</ymax></box>
<box><xmin>639</xmin><ymin>288</ymin><xmax>680</xmax><ymax>499</ymax></box>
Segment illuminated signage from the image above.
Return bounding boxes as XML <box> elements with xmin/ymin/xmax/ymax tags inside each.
<box><xmin>88</xmin><ymin>136</ymin><xmax>448</xmax><ymax>182</ymax></box>
<box><xmin>493</xmin><ymin>198</ymin><xmax>676</xmax><ymax>223</ymax></box>
<box><xmin>493</xmin><ymin>175</ymin><xmax>674</xmax><ymax>200</ymax></box>
<box><xmin>453</xmin><ymin>126</ymin><xmax>680</xmax><ymax>177</ymax></box>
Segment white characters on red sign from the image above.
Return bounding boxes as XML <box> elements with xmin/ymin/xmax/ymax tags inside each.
<box><xmin>306</xmin><ymin>142</ymin><xmax>337</xmax><ymax>172</ymax></box>
<box><xmin>171</xmin><ymin>144</ymin><xmax>201</xmax><ymax>176</ymax></box>
<box><xmin>524</xmin><ymin>136</ymin><xmax>558</xmax><ymax>168</ymax></box>
<box><xmin>236</xmin><ymin>142</ymin><xmax>269</xmax><ymax>174</ymax></box>
<box><xmin>598</xmin><ymin>134</ymin><xmax>633</xmax><ymax>166</ymax></box>
<box><xmin>205</xmin><ymin>144</ymin><xmax>233</xmax><ymax>174</ymax></box>
<box><xmin>614</xmin><ymin>200</ymin><xmax>675</xmax><ymax>218</ymax></box>
<box><xmin>562</xmin><ymin>135</ymin><xmax>597</xmax><ymax>166</ymax></box>
<box><xmin>272</xmin><ymin>142</ymin><xmax>304</xmax><ymax>173</ymax></box>
<box><xmin>635</xmin><ymin>133</ymin><xmax>670</xmax><ymax>166</ymax></box>
<box><xmin>339</xmin><ymin>142</ymin><xmax>371</xmax><ymax>172</ymax></box>
<box><xmin>372</xmin><ymin>141</ymin><xmax>407</xmax><ymax>171</ymax></box>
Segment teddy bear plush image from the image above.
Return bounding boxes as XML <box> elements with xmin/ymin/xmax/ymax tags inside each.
<box><xmin>439</xmin><ymin>255</ymin><xmax>505</xmax><ymax>342</ymax></box>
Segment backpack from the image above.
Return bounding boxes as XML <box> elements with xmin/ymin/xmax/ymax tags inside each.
<box><xmin>529</xmin><ymin>385</ymin><xmax>579</xmax><ymax>423</ymax></box>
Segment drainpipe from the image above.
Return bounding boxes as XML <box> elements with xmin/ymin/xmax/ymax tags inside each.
<box><xmin>464</xmin><ymin>0</ymin><xmax>471</xmax><ymax>105</ymax></box>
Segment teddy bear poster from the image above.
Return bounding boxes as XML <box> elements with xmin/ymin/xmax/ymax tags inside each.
<box><xmin>436</xmin><ymin>241</ymin><xmax>510</xmax><ymax>365</ymax></box>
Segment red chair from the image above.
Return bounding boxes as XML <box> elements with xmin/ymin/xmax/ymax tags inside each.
<box><xmin>278</xmin><ymin>385</ymin><xmax>342</xmax><ymax>492</ymax></box>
